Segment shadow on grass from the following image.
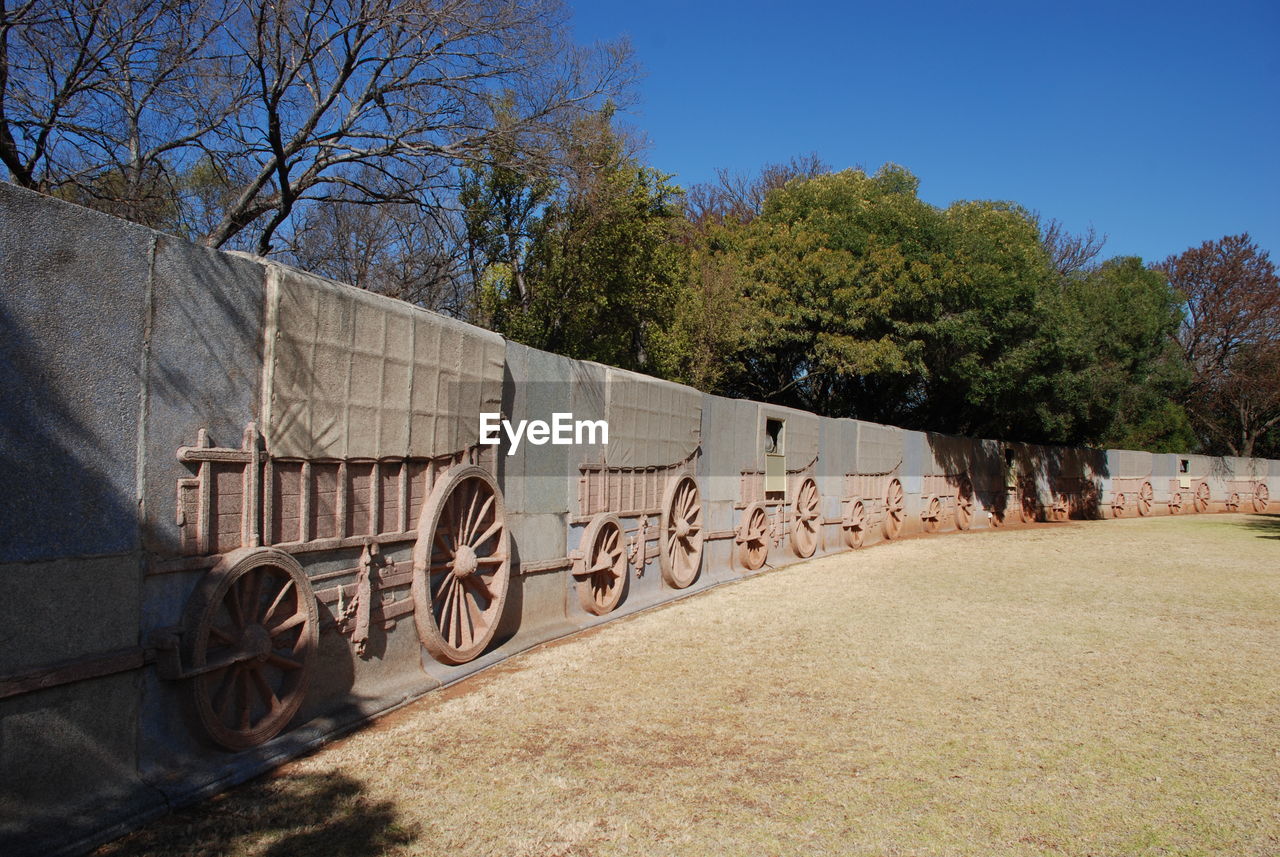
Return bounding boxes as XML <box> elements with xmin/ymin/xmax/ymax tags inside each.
<box><xmin>95</xmin><ymin>771</ymin><xmax>417</xmax><ymax>857</ymax></box>
<box><xmin>1238</xmin><ymin>513</ymin><xmax>1280</xmax><ymax>540</ymax></box>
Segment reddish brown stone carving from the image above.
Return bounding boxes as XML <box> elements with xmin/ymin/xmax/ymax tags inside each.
<box><xmin>181</xmin><ymin>547</ymin><xmax>319</xmax><ymax>751</ymax></box>
<box><xmin>790</xmin><ymin>477</ymin><xmax>821</xmax><ymax>557</ymax></box>
<box><xmin>1254</xmin><ymin>482</ymin><xmax>1270</xmax><ymax>512</ymax></box>
<box><xmin>410</xmin><ymin>465</ymin><xmax>510</xmax><ymax>665</ymax></box>
<box><xmin>841</xmin><ymin>497</ymin><xmax>867</xmax><ymax>548</ymax></box>
<box><xmin>920</xmin><ymin>494</ymin><xmax>943</xmax><ymax>534</ymax></box>
<box><xmin>1049</xmin><ymin>493</ymin><xmax>1070</xmax><ymax>522</ymax></box>
<box><xmin>955</xmin><ymin>477</ymin><xmax>974</xmax><ymax>530</ymax></box>
<box><xmin>882</xmin><ymin>478</ymin><xmax>905</xmax><ymax>540</ymax></box>
<box><xmin>572</xmin><ymin>514</ymin><xmax>628</xmax><ymax>615</ymax></box>
<box><xmin>659</xmin><ymin>473</ymin><xmax>703</xmax><ymax>588</ymax></box>
<box><xmin>736</xmin><ymin>501</ymin><xmax>772</xmax><ymax>570</ymax></box>
<box><xmin>1193</xmin><ymin>481</ymin><xmax>1212</xmax><ymax>513</ymax></box>
<box><xmin>1136</xmin><ymin>481</ymin><xmax>1154</xmax><ymax>517</ymax></box>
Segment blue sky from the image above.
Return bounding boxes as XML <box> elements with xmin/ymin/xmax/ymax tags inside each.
<box><xmin>571</xmin><ymin>0</ymin><xmax>1279</xmax><ymax>264</ymax></box>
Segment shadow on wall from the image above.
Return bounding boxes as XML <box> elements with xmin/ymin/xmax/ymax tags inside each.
<box><xmin>1239</xmin><ymin>514</ymin><xmax>1280</xmax><ymax>540</ymax></box>
<box><xmin>92</xmin><ymin>771</ymin><xmax>417</xmax><ymax>857</ymax></box>
<box><xmin>0</xmin><ymin>303</ymin><xmax>139</xmax><ymax>561</ymax></box>
<box><xmin>925</xmin><ymin>433</ymin><xmax>1110</xmax><ymax>520</ymax></box>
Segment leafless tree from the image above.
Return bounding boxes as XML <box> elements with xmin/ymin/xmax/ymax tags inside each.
<box><xmin>2</xmin><ymin>0</ymin><xmax>636</xmax><ymax>254</ymax></box>
<box><xmin>1156</xmin><ymin>233</ymin><xmax>1280</xmax><ymax>457</ymax></box>
<box><xmin>685</xmin><ymin>152</ymin><xmax>828</xmax><ymax>227</ymax></box>
<box><xmin>286</xmin><ymin>179</ymin><xmax>471</xmax><ymax>316</ymax></box>
<box><xmin>201</xmin><ymin>0</ymin><xmax>635</xmax><ymax>254</ymax></box>
<box><xmin>1036</xmin><ymin>216</ymin><xmax>1106</xmax><ymax>277</ymax></box>
<box><xmin>1</xmin><ymin>0</ymin><xmax>245</xmax><ymax>227</ymax></box>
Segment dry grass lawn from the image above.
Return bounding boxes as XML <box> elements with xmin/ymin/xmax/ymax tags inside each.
<box><xmin>98</xmin><ymin>513</ymin><xmax>1280</xmax><ymax>857</ymax></box>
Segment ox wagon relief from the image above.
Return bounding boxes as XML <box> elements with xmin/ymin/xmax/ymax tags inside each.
<box><xmin>573</xmin><ymin>367</ymin><xmax>706</xmax><ymax>609</ymax></box>
<box><xmin>157</xmin><ymin>421</ymin><xmax>510</xmax><ymax>749</ymax></box>
<box><xmin>734</xmin><ymin>410</ymin><xmax>824</xmax><ymax>570</ymax></box>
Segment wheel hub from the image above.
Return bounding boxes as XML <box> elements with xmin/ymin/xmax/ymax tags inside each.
<box><xmin>675</xmin><ymin>518</ymin><xmax>690</xmax><ymax>539</ymax></box>
<box><xmin>240</xmin><ymin>624</ymin><xmax>272</xmax><ymax>661</ymax></box>
<box><xmin>452</xmin><ymin>545</ymin><xmax>478</xmax><ymax>579</ymax></box>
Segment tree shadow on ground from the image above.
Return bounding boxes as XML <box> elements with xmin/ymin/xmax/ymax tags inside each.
<box><xmin>1238</xmin><ymin>514</ymin><xmax>1280</xmax><ymax>540</ymax></box>
<box><xmin>94</xmin><ymin>771</ymin><xmax>417</xmax><ymax>857</ymax></box>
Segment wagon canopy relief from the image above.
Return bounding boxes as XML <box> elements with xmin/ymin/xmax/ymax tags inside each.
<box><xmin>262</xmin><ymin>264</ymin><xmax>504</xmax><ymax>461</ymax></box>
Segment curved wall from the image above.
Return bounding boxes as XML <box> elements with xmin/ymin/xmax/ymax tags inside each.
<box><xmin>1</xmin><ymin>182</ymin><xmax>1276</xmax><ymax>856</ymax></box>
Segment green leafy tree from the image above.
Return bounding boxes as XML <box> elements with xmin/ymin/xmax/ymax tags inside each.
<box><xmin>720</xmin><ymin>165</ymin><xmax>1064</xmax><ymax>438</ymax></box>
<box><xmin>482</xmin><ymin>111</ymin><xmax>689</xmax><ymax>372</ymax></box>
<box><xmin>1046</xmin><ymin>257</ymin><xmax>1193</xmax><ymax>450</ymax></box>
<box><xmin>708</xmin><ymin>164</ymin><xmax>1189</xmax><ymax>448</ymax></box>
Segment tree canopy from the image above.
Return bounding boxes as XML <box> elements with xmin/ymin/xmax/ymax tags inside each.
<box><xmin>1157</xmin><ymin>234</ymin><xmax>1280</xmax><ymax>457</ymax></box>
<box><xmin>5</xmin><ymin>2</ymin><xmax>1276</xmax><ymax>455</ymax></box>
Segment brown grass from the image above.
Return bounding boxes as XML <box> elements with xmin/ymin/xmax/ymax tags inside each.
<box><xmin>98</xmin><ymin>513</ymin><xmax>1280</xmax><ymax>857</ymax></box>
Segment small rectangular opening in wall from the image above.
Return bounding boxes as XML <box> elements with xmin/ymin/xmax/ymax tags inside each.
<box><xmin>765</xmin><ymin>418</ymin><xmax>785</xmax><ymax>455</ymax></box>
<box><xmin>765</xmin><ymin>418</ymin><xmax>786</xmax><ymax>495</ymax></box>
<box><xmin>1180</xmin><ymin>459</ymin><xmax>1189</xmax><ymax>473</ymax></box>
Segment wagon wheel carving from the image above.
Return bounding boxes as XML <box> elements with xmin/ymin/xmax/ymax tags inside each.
<box><xmin>735</xmin><ymin>502</ymin><xmax>772</xmax><ymax>571</ymax></box>
<box><xmin>1050</xmin><ymin>494</ymin><xmax>1069</xmax><ymax>522</ymax></box>
<box><xmin>182</xmin><ymin>547</ymin><xmax>319</xmax><ymax>751</ymax></box>
<box><xmin>989</xmin><ymin>491</ymin><xmax>1009</xmax><ymax>528</ymax></box>
<box><xmin>1111</xmin><ymin>492</ymin><xmax>1126</xmax><ymax>518</ymax></box>
<box><xmin>882</xmin><ymin>478</ymin><xmax>905</xmax><ymax>540</ymax></box>
<box><xmin>573</xmin><ymin>514</ymin><xmax>628</xmax><ymax>616</ymax></box>
<box><xmin>955</xmin><ymin>478</ymin><xmax>974</xmax><ymax>531</ymax></box>
<box><xmin>1193</xmin><ymin>482</ymin><xmax>1211</xmax><ymax>514</ymax></box>
<box><xmin>411</xmin><ymin>465</ymin><xmax>510</xmax><ymax>665</ymax></box>
<box><xmin>1168</xmin><ymin>492</ymin><xmax>1182</xmax><ymax>515</ymax></box>
<box><xmin>1044</xmin><ymin>496</ymin><xmax>1064</xmax><ymax>524</ymax></box>
<box><xmin>660</xmin><ymin>473</ymin><xmax>704</xmax><ymax>589</ymax></box>
<box><xmin>1254</xmin><ymin>482</ymin><xmax>1270</xmax><ymax>513</ymax></box>
<box><xmin>1136</xmin><ymin>481</ymin><xmax>1154</xmax><ymax>517</ymax></box>
<box><xmin>842</xmin><ymin>497</ymin><xmax>867</xmax><ymax>548</ymax></box>
<box><xmin>1019</xmin><ymin>484</ymin><xmax>1038</xmax><ymax>523</ymax></box>
<box><xmin>920</xmin><ymin>494</ymin><xmax>942</xmax><ymax>534</ymax></box>
<box><xmin>790</xmin><ymin>477</ymin><xmax>821</xmax><ymax>558</ymax></box>
<box><xmin>1082</xmin><ymin>482</ymin><xmax>1101</xmax><ymax>518</ymax></box>
<box><xmin>1225</xmin><ymin>491</ymin><xmax>1240</xmax><ymax>513</ymax></box>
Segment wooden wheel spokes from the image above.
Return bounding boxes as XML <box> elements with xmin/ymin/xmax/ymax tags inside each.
<box><xmin>1225</xmin><ymin>491</ymin><xmax>1240</xmax><ymax>513</ymax></box>
<box><xmin>185</xmin><ymin>549</ymin><xmax>318</xmax><ymax>751</ymax></box>
<box><xmin>575</xmin><ymin>514</ymin><xmax>628</xmax><ymax>615</ymax></box>
<box><xmin>429</xmin><ymin>477</ymin><xmax>503</xmax><ymax>652</ymax></box>
<box><xmin>737</xmin><ymin>502</ymin><xmax>771</xmax><ymax>571</ymax></box>
<box><xmin>1194</xmin><ymin>482</ymin><xmax>1211</xmax><ymax>513</ymax></box>
<box><xmin>1137</xmin><ymin>481</ymin><xmax>1153</xmax><ymax>517</ymax></box>
<box><xmin>1020</xmin><ymin>486</ymin><xmax>1037</xmax><ymax>523</ymax></box>
<box><xmin>412</xmin><ymin>466</ymin><xmax>510</xmax><ymax>665</ymax></box>
<box><xmin>882</xmin><ymin>478</ymin><xmax>904</xmax><ymax>540</ymax></box>
<box><xmin>955</xmin><ymin>479</ymin><xmax>973</xmax><ymax>531</ymax></box>
<box><xmin>843</xmin><ymin>497</ymin><xmax>867</xmax><ymax>549</ymax></box>
<box><xmin>660</xmin><ymin>474</ymin><xmax>704</xmax><ymax>589</ymax></box>
<box><xmin>921</xmin><ymin>494</ymin><xmax>942</xmax><ymax>534</ymax></box>
<box><xmin>1112</xmin><ymin>492</ymin><xmax>1126</xmax><ymax>518</ymax></box>
<box><xmin>1254</xmin><ymin>483</ymin><xmax>1270</xmax><ymax>512</ymax></box>
<box><xmin>790</xmin><ymin>477</ymin><xmax>821</xmax><ymax>558</ymax></box>
<box><xmin>1048</xmin><ymin>492</ymin><xmax>1070</xmax><ymax>522</ymax></box>
<box><xmin>1168</xmin><ymin>492</ymin><xmax>1182</xmax><ymax>515</ymax></box>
